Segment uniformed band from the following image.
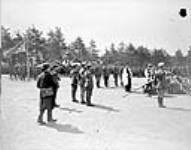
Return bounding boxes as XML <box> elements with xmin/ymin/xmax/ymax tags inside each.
<box><xmin>35</xmin><ymin>60</ymin><xmax>190</xmax><ymax>125</ymax></box>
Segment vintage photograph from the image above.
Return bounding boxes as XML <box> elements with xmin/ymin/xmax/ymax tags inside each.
<box><xmin>0</xmin><ymin>0</ymin><xmax>191</xmax><ymax>149</ymax></box>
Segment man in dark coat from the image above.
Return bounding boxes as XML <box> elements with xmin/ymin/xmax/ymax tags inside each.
<box><xmin>70</xmin><ymin>63</ymin><xmax>80</xmax><ymax>103</ymax></box>
<box><xmin>103</xmin><ymin>65</ymin><xmax>110</xmax><ymax>87</ymax></box>
<box><xmin>84</xmin><ymin>64</ymin><xmax>94</xmax><ymax>106</ymax></box>
<box><xmin>112</xmin><ymin>65</ymin><xmax>119</xmax><ymax>87</ymax></box>
<box><xmin>37</xmin><ymin>63</ymin><xmax>57</xmax><ymax>125</ymax></box>
<box><xmin>51</xmin><ymin>66</ymin><xmax>61</xmax><ymax>108</ymax></box>
<box><xmin>94</xmin><ymin>64</ymin><xmax>102</xmax><ymax>88</ymax></box>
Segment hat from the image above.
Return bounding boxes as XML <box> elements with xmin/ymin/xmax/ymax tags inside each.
<box><xmin>158</xmin><ymin>62</ymin><xmax>165</xmax><ymax>67</ymax></box>
<box><xmin>147</xmin><ymin>63</ymin><xmax>152</xmax><ymax>67</ymax></box>
<box><xmin>86</xmin><ymin>63</ymin><xmax>92</xmax><ymax>68</ymax></box>
<box><xmin>41</xmin><ymin>63</ymin><xmax>50</xmax><ymax>71</ymax></box>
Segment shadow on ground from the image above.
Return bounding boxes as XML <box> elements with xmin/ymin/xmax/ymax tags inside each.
<box><xmin>166</xmin><ymin>107</ymin><xmax>191</xmax><ymax>112</ymax></box>
<box><xmin>91</xmin><ymin>104</ymin><xmax>120</xmax><ymax>112</ymax></box>
<box><xmin>45</xmin><ymin>123</ymin><xmax>84</xmax><ymax>134</ymax></box>
<box><xmin>59</xmin><ymin>107</ymin><xmax>83</xmax><ymax>113</ymax></box>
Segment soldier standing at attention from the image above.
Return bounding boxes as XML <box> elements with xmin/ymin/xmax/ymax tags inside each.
<box><xmin>119</xmin><ymin>65</ymin><xmax>124</xmax><ymax>86</ymax></box>
<box><xmin>155</xmin><ymin>62</ymin><xmax>168</xmax><ymax>108</ymax></box>
<box><xmin>70</xmin><ymin>63</ymin><xmax>80</xmax><ymax>103</ymax></box>
<box><xmin>84</xmin><ymin>63</ymin><xmax>94</xmax><ymax>106</ymax></box>
<box><xmin>51</xmin><ymin>66</ymin><xmax>61</xmax><ymax>108</ymax></box>
<box><xmin>113</xmin><ymin>65</ymin><xmax>119</xmax><ymax>87</ymax></box>
<box><xmin>94</xmin><ymin>63</ymin><xmax>102</xmax><ymax>88</ymax></box>
<box><xmin>103</xmin><ymin>65</ymin><xmax>110</xmax><ymax>87</ymax></box>
<box><xmin>123</xmin><ymin>65</ymin><xmax>133</xmax><ymax>92</ymax></box>
<box><xmin>79</xmin><ymin>62</ymin><xmax>87</xmax><ymax>104</ymax></box>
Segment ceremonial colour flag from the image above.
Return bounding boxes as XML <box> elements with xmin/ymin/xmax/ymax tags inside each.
<box><xmin>3</xmin><ymin>42</ymin><xmax>25</xmax><ymax>57</ymax></box>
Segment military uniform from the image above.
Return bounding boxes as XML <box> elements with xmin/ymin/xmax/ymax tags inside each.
<box><xmin>144</xmin><ymin>64</ymin><xmax>155</xmax><ymax>96</ymax></box>
<box><xmin>84</xmin><ymin>66</ymin><xmax>94</xmax><ymax>106</ymax></box>
<box><xmin>155</xmin><ymin>62</ymin><xmax>167</xmax><ymax>108</ymax></box>
<box><xmin>103</xmin><ymin>66</ymin><xmax>110</xmax><ymax>87</ymax></box>
<box><xmin>37</xmin><ymin>64</ymin><xmax>57</xmax><ymax>124</ymax></box>
<box><xmin>94</xmin><ymin>65</ymin><xmax>102</xmax><ymax>88</ymax></box>
<box><xmin>70</xmin><ymin>67</ymin><xmax>79</xmax><ymax>102</ymax></box>
<box><xmin>119</xmin><ymin>66</ymin><xmax>124</xmax><ymax>86</ymax></box>
<box><xmin>123</xmin><ymin>66</ymin><xmax>132</xmax><ymax>92</ymax></box>
<box><xmin>79</xmin><ymin>66</ymin><xmax>86</xmax><ymax>104</ymax></box>
<box><xmin>112</xmin><ymin>66</ymin><xmax>119</xmax><ymax>87</ymax></box>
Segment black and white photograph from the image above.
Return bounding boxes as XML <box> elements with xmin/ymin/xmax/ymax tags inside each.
<box><xmin>0</xmin><ymin>0</ymin><xmax>191</xmax><ymax>149</ymax></box>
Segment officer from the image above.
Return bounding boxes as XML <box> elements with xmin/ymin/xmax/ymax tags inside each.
<box><xmin>37</xmin><ymin>63</ymin><xmax>57</xmax><ymax>124</ymax></box>
<box><xmin>103</xmin><ymin>65</ymin><xmax>110</xmax><ymax>87</ymax></box>
<box><xmin>78</xmin><ymin>62</ymin><xmax>87</xmax><ymax>104</ymax></box>
<box><xmin>70</xmin><ymin>63</ymin><xmax>80</xmax><ymax>103</ymax></box>
<box><xmin>155</xmin><ymin>62</ymin><xmax>167</xmax><ymax>108</ymax></box>
<box><xmin>84</xmin><ymin>63</ymin><xmax>94</xmax><ymax>106</ymax></box>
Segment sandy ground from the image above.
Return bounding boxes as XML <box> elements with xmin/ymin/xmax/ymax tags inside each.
<box><xmin>0</xmin><ymin>75</ymin><xmax>191</xmax><ymax>150</ymax></box>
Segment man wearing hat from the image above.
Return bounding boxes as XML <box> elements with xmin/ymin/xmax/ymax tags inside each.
<box><xmin>155</xmin><ymin>62</ymin><xmax>167</xmax><ymax>108</ymax></box>
<box><xmin>37</xmin><ymin>63</ymin><xmax>57</xmax><ymax>124</ymax></box>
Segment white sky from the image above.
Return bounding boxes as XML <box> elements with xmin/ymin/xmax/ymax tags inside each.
<box><xmin>1</xmin><ymin>0</ymin><xmax>191</xmax><ymax>55</ymax></box>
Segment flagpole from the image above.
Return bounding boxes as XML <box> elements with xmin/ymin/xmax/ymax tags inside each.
<box><xmin>25</xmin><ymin>37</ymin><xmax>30</xmax><ymax>81</ymax></box>
<box><xmin>0</xmin><ymin>28</ymin><xmax>2</xmax><ymax>95</ymax></box>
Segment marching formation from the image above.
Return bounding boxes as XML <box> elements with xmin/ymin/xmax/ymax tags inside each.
<box><xmin>34</xmin><ymin>60</ymin><xmax>191</xmax><ymax>125</ymax></box>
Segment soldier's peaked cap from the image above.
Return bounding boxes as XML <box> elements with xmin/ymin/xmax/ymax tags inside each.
<box><xmin>158</xmin><ymin>62</ymin><xmax>165</xmax><ymax>67</ymax></box>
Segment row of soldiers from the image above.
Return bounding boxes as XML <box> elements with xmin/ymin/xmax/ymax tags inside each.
<box><xmin>36</xmin><ymin>60</ymin><xmax>190</xmax><ymax>124</ymax></box>
<box><xmin>9</xmin><ymin>64</ymin><xmax>40</xmax><ymax>81</ymax></box>
<box><xmin>36</xmin><ymin>60</ymin><xmax>133</xmax><ymax>124</ymax></box>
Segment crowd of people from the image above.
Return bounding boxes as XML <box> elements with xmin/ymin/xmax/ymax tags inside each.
<box><xmin>34</xmin><ymin>59</ymin><xmax>189</xmax><ymax>125</ymax></box>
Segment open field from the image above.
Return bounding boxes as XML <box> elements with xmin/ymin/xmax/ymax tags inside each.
<box><xmin>1</xmin><ymin>75</ymin><xmax>191</xmax><ymax>150</ymax></box>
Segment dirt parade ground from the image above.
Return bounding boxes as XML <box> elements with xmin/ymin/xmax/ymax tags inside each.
<box><xmin>0</xmin><ymin>75</ymin><xmax>191</xmax><ymax>150</ymax></box>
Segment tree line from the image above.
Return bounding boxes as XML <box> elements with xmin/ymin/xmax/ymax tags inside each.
<box><xmin>1</xmin><ymin>25</ymin><xmax>191</xmax><ymax>69</ymax></box>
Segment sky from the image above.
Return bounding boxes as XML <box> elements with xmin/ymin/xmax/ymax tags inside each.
<box><xmin>1</xmin><ymin>0</ymin><xmax>191</xmax><ymax>55</ymax></box>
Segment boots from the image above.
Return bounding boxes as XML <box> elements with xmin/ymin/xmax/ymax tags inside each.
<box><xmin>158</xmin><ymin>97</ymin><xmax>165</xmax><ymax>108</ymax></box>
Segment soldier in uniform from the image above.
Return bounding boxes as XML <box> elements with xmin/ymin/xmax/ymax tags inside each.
<box><xmin>144</xmin><ymin>64</ymin><xmax>155</xmax><ymax>96</ymax></box>
<box><xmin>155</xmin><ymin>62</ymin><xmax>168</xmax><ymax>108</ymax></box>
<box><xmin>119</xmin><ymin>65</ymin><xmax>124</xmax><ymax>86</ymax></box>
<box><xmin>70</xmin><ymin>63</ymin><xmax>80</xmax><ymax>103</ymax></box>
<box><xmin>94</xmin><ymin>63</ymin><xmax>102</xmax><ymax>88</ymax></box>
<box><xmin>84</xmin><ymin>63</ymin><xmax>94</xmax><ymax>106</ymax></box>
<box><xmin>103</xmin><ymin>65</ymin><xmax>110</xmax><ymax>87</ymax></box>
<box><xmin>123</xmin><ymin>65</ymin><xmax>132</xmax><ymax>92</ymax></box>
<box><xmin>51</xmin><ymin>66</ymin><xmax>61</xmax><ymax>107</ymax></box>
<box><xmin>112</xmin><ymin>65</ymin><xmax>119</xmax><ymax>87</ymax></box>
<box><xmin>78</xmin><ymin>62</ymin><xmax>87</xmax><ymax>104</ymax></box>
<box><xmin>37</xmin><ymin>63</ymin><xmax>57</xmax><ymax>124</ymax></box>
